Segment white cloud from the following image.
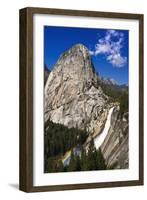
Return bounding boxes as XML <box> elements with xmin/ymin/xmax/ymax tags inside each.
<box><xmin>95</xmin><ymin>43</ymin><xmax>111</xmax><ymax>55</ymax></box>
<box><xmin>90</xmin><ymin>30</ymin><xmax>127</xmax><ymax>68</ymax></box>
<box><xmin>107</xmin><ymin>53</ymin><xmax>127</xmax><ymax>67</ymax></box>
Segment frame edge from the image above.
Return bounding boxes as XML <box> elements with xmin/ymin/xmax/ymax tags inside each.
<box><xmin>19</xmin><ymin>7</ymin><xmax>33</xmax><ymax>192</ymax></box>
<box><xmin>139</xmin><ymin>14</ymin><xmax>144</xmax><ymax>186</ymax></box>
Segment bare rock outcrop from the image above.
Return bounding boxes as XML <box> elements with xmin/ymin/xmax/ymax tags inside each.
<box><xmin>101</xmin><ymin>107</ymin><xmax>129</xmax><ymax>169</ymax></box>
<box><xmin>44</xmin><ymin>44</ymin><xmax>109</xmax><ymax>132</ymax></box>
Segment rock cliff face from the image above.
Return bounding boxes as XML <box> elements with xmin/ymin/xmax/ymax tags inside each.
<box><xmin>44</xmin><ymin>44</ymin><xmax>109</xmax><ymax>132</ymax></box>
<box><xmin>100</xmin><ymin>107</ymin><xmax>129</xmax><ymax>169</ymax></box>
<box><xmin>44</xmin><ymin>64</ymin><xmax>50</xmax><ymax>85</ymax></box>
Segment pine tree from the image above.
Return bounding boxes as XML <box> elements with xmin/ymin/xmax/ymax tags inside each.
<box><xmin>75</xmin><ymin>155</ymin><xmax>81</xmax><ymax>171</ymax></box>
<box><xmin>68</xmin><ymin>150</ymin><xmax>76</xmax><ymax>171</ymax></box>
<box><xmin>87</xmin><ymin>139</ymin><xmax>97</xmax><ymax>170</ymax></box>
<box><xmin>80</xmin><ymin>147</ymin><xmax>88</xmax><ymax>171</ymax></box>
<box><xmin>57</xmin><ymin>160</ymin><xmax>64</xmax><ymax>172</ymax></box>
<box><xmin>97</xmin><ymin>148</ymin><xmax>106</xmax><ymax>170</ymax></box>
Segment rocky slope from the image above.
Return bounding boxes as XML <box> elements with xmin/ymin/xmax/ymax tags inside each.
<box><xmin>44</xmin><ymin>64</ymin><xmax>50</xmax><ymax>85</ymax></box>
<box><xmin>100</xmin><ymin>107</ymin><xmax>129</xmax><ymax>169</ymax></box>
<box><xmin>44</xmin><ymin>44</ymin><xmax>109</xmax><ymax>133</ymax></box>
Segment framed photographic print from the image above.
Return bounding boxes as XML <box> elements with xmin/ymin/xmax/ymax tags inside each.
<box><xmin>19</xmin><ymin>7</ymin><xmax>144</xmax><ymax>192</ymax></box>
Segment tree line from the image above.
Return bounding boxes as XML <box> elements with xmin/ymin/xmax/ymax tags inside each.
<box><xmin>100</xmin><ymin>81</ymin><xmax>128</xmax><ymax>115</ymax></box>
<box><xmin>44</xmin><ymin>119</ymin><xmax>88</xmax><ymax>172</ymax></box>
<box><xmin>44</xmin><ymin>120</ymin><xmax>106</xmax><ymax>173</ymax></box>
<box><xmin>66</xmin><ymin>139</ymin><xmax>106</xmax><ymax>172</ymax></box>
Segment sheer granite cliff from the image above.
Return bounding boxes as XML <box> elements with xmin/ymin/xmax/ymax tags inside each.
<box><xmin>44</xmin><ymin>44</ymin><xmax>109</xmax><ymax>133</ymax></box>
<box><xmin>100</xmin><ymin>107</ymin><xmax>129</xmax><ymax>169</ymax></box>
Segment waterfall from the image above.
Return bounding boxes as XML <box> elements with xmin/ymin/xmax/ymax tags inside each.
<box><xmin>94</xmin><ymin>107</ymin><xmax>114</xmax><ymax>150</ymax></box>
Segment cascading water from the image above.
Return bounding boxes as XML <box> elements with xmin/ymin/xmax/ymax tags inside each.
<box><xmin>94</xmin><ymin>107</ymin><xmax>114</xmax><ymax>150</ymax></box>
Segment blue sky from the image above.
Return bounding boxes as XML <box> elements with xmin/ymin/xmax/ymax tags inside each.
<box><xmin>44</xmin><ymin>26</ymin><xmax>129</xmax><ymax>85</ymax></box>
